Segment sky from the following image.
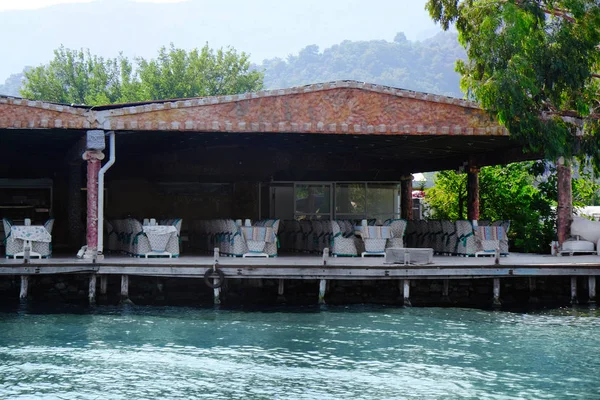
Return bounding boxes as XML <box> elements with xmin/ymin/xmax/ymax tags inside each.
<box><xmin>0</xmin><ymin>0</ymin><xmax>443</xmax><ymax>83</ymax></box>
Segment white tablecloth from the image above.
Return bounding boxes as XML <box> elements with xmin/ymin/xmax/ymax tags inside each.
<box><xmin>143</xmin><ymin>225</ymin><xmax>177</xmax><ymax>252</ymax></box>
<box><xmin>11</xmin><ymin>225</ymin><xmax>52</xmax><ymax>242</ymax></box>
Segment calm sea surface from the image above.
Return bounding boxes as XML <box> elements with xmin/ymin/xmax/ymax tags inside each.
<box><xmin>0</xmin><ymin>304</ymin><xmax>599</xmax><ymax>399</ymax></box>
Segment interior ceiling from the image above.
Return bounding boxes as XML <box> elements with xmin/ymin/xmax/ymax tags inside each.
<box><xmin>0</xmin><ymin>128</ymin><xmax>533</xmax><ymax>180</ymax></box>
<box><xmin>115</xmin><ymin>130</ymin><xmax>525</xmax><ymax>168</ymax></box>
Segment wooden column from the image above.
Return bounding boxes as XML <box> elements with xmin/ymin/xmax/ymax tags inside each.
<box><xmin>82</xmin><ymin>150</ymin><xmax>104</xmax><ymax>258</ymax></box>
<box><xmin>467</xmin><ymin>164</ymin><xmax>480</xmax><ymax>222</ymax></box>
<box><xmin>400</xmin><ymin>175</ymin><xmax>413</xmax><ymax>220</ymax></box>
<box><xmin>557</xmin><ymin>157</ymin><xmax>572</xmax><ymax>246</ymax></box>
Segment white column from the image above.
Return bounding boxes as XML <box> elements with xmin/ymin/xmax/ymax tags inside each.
<box><xmin>403</xmin><ymin>279</ymin><xmax>411</xmax><ymax>306</ymax></box>
<box><xmin>88</xmin><ymin>274</ymin><xmax>97</xmax><ymax>305</ymax></box>
<box><xmin>493</xmin><ymin>278</ymin><xmax>501</xmax><ymax>307</ymax></box>
<box><xmin>318</xmin><ymin>279</ymin><xmax>327</xmax><ymax>305</ymax></box>
<box><xmin>19</xmin><ymin>276</ymin><xmax>29</xmax><ymax>300</ymax></box>
<box><xmin>589</xmin><ymin>276</ymin><xmax>596</xmax><ymax>304</ymax></box>
<box><xmin>571</xmin><ymin>276</ymin><xmax>578</xmax><ymax>304</ymax></box>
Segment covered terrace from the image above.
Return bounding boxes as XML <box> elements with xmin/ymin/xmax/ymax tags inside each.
<box><xmin>0</xmin><ymin>80</ymin><xmax>538</xmax><ymax>259</ymax></box>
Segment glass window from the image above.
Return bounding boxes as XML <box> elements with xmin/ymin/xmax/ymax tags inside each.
<box><xmin>295</xmin><ymin>184</ymin><xmax>331</xmax><ymax>216</ymax></box>
<box><xmin>335</xmin><ymin>183</ymin><xmax>365</xmax><ymax>214</ymax></box>
<box><xmin>366</xmin><ymin>183</ymin><xmax>399</xmax><ymax>220</ymax></box>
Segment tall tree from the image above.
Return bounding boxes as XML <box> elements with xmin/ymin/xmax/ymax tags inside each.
<box><xmin>21</xmin><ymin>46</ymin><xmax>135</xmax><ymax>105</ymax></box>
<box><xmin>136</xmin><ymin>44</ymin><xmax>263</xmax><ymax>100</ymax></box>
<box><xmin>427</xmin><ymin>1</ymin><xmax>600</xmax><ymax>168</ymax></box>
<box><xmin>20</xmin><ymin>44</ymin><xmax>264</xmax><ymax>105</ymax></box>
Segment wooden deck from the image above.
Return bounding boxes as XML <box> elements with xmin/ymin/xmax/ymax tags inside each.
<box><xmin>2</xmin><ymin>253</ymin><xmax>600</xmax><ymax>279</ymax></box>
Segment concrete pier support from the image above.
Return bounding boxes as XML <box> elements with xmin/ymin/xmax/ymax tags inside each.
<box><xmin>318</xmin><ymin>279</ymin><xmax>327</xmax><ymax>305</ymax></box>
<box><xmin>493</xmin><ymin>278</ymin><xmax>501</xmax><ymax>307</ymax></box>
<box><xmin>19</xmin><ymin>275</ymin><xmax>29</xmax><ymax>300</ymax></box>
<box><xmin>120</xmin><ymin>275</ymin><xmax>129</xmax><ymax>302</ymax></box>
<box><xmin>88</xmin><ymin>274</ymin><xmax>97</xmax><ymax>305</ymax></box>
<box><xmin>571</xmin><ymin>276</ymin><xmax>578</xmax><ymax>304</ymax></box>
<box><xmin>589</xmin><ymin>276</ymin><xmax>596</xmax><ymax>304</ymax></box>
<box><xmin>529</xmin><ymin>277</ymin><xmax>539</xmax><ymax>304</ymax></box>
<box><xmin>403</xmin><ymin>279</ymin><xmax>411</xmax><ymax>306</ymax></box>
<box><xmin>100</xmin><ymin>275</ymin><xmax>108</xmax><ymax>295</ymax></box>
<box><xmin>442</xmin><ymin>279</ymin><xmax>450</xmax><ymax>302</ymax></box>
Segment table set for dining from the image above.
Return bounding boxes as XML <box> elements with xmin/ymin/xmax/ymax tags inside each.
<box><xmin>3</xmin><ymin>218</ymin><xmax>54</xmax><ymax>259</ymax></box>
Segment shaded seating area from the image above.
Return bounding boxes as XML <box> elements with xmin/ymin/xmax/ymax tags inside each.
<box><xmin>3</xmin><ymin>217</ymin><xmax>54</xmax><ymax>258</ymax></box>
<box><xmin>404</xmin><ymin>220</ymin><xmax>509</xmax><ymax>257</ymax></box>
<box><xmin>105</xmin><ymin>218</ymin><xmax>182</xmax><ymax>258</ymax></box>
<box><xmin>195</xmin><ymin>219</ymin><xmax>281</xmax><ymax>257</ymax></box>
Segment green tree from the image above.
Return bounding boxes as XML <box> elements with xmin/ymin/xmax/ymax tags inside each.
<box><xmin>426</xmin><ymin>162</ymin><xmax>555</xmax><ymax>252</ymax></box>
<box><xmin>20</xmin><ymin>44</ymin><xmax>263</xmax><ymax>105</ymax></box>
<box><xmin>426</xmin><ymin>1</ymin><xmax>600</xmax><ymax>169</ymax></box>
<box><xmin>426</xmin><ymin>161</ymin><xmax>600</xmax><ymax>253</ymax></box>
<box><xmin>21</xmin><ymin>46</ymin><xmax>135</xmax><ymax>105</ymax></box>
<box><xmin>136</xmin><ymin>44</ymin><xmax>263</xmax><ymax>100</ymax></box>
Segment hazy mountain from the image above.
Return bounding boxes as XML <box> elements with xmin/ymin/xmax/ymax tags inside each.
<box><xmin>0</xmin><ymin>0</ymin><xmax>441</xmax><ymax>83</ymax></box>
<box><xmin>259</xmin><ymin>32</ymin><xmax>465</xmax><ymax>98</ymax></box>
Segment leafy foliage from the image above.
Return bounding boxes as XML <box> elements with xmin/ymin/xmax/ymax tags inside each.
<box><xmin>260</xmin><ymin>31</ymin><xmax>466</xmax><ymax>98</ymax></box>
<box><xmin>427</xmin><ymin>0</ymin><xmax>600</xmax><ymax>168</ymax></box>
<box><xmin>20</xmin><ymin>44</ymin><xmax>263</xmax><ymax>105</ymax></box>
<box><xmin>426</xmin><ymin>161</ymin><xmax>600</xmax><ymax>253</ymax></box>
<box><xmin>137</xmin><ymin>44</ymin><xmax>264</xmax><ymax>100</ymax></box>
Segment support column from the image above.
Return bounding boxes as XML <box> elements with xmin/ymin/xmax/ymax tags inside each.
<box><xmin>403</xmin><ymin>279</ymin><xmax>411</xmax><ymax>306</ymax></box>
<box><xmin>493</xmin><ymin>278</ymin><xmax>501</xmax><ymax>307</ymax></box>
<box><xmin>442</xmin><ymin>279</ymin><xmax>450</xmax><ymax>302</ymax></box>
<box><xmin>557</xmin><ymin>157</ymin><xmax>572</xmax><ymax>246</ymax></box>
<box><xmin>277</xmin><ymin>279</ymin><xmax>286</xmax><ymax>303</ymax></box>
<box><xmin>67</xmin><ymin>162</ymin><xmax>84</xmax><ymax>250</ymax></box>
<box><xmin>120</xmin><ymin>275</ymin><xmax>129</xmax><ymax>302</ymax></box>
<box><xmin>19</xmin><ymin>276</ymin><xmax>29</xmax><ymax>300</ymax></box>
<box><xmin>100</xmin><ymin>275</ymin><xmax>108</xmax><ymax>295</ymax></box>
<box><xmin>400</xmin><ymin>175</ymin><xmax>413</xmax><ymax>220</ymax></box>
<box><xmin>529</xmin><ymin>277</ymin><xmax>539</xmax><ymax>304</ymax></box>
<box><xmin>318</xmin><ymin>279</ymin><xmax>327</xmax><ymax>305</ymax></box>
<box><xmin>570</xmin><ymin>276</ymin><xmax>578</xmax><ymax>304</ymax></box>
<box><xmin>88</xmin><ymin>274</ymin><xmax>97</xmax><ymax>305</ymax></box>
<box><xmin>467</xmin><ymin>163</ymin><xmax>480</xmax><ymax>222</ymax></box>
<box><xmin>82</xmin><ymin>150</ymin><xmax>105</xmax><ymax>259</ymax></box>
<box><xmin>589</xmin><ymin>276</ymin><xmax>596</xmax><ymax>304</ymax></box>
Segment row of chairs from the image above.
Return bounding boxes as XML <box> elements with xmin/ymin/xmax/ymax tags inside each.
<box><xmin>278</xmin><ymin>219</ymin><xmax>377</xmax><ymax>254</ymax></box>
<box><xmin>277</xmin><ymin>219</ymin><xmax>408</xmax><ymax>257</ymax></box>
<box><xmin>2</xmin><ymin>218</ymin><xmax>55</xmax><ymax>258</ymax></box>
<box><xmin>194</xmin><ymin>219</ymin><xmax>281</xmax><ymax>257</ymax></box>
<box><xmin>405</xmin><ymin>220</ymin><xmax>510</xmax><ymax>256</ymax></box>
<box><xmin>105</xmin><ymin>218</ymin><xmax>182</xmax><ymax>257</ymax></box>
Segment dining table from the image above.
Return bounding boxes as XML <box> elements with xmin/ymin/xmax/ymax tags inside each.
<box><xmin>10</xmin><ymin>224</ymin><xmax>52</xmax><ymax>258</ymax></box>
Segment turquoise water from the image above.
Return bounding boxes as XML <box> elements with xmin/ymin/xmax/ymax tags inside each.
<box><xmin>0</xmin><ymin>305</ymin><xmax>599</xmax><ymax>399</ymax></box>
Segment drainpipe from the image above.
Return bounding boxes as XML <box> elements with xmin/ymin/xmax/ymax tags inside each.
<box><xmin>97</xmin><ymin>131</ymin><xmax>115</xmax><ymax>255</ymax></box>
